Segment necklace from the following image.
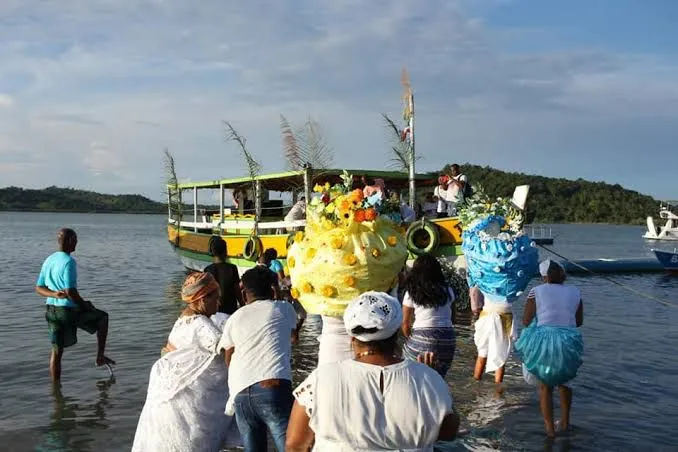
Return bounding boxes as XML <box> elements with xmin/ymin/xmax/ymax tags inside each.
<box><xmin>354</xmin><ymin>350</ymin><xmax>401</xmax><ymax>359</ymax></box>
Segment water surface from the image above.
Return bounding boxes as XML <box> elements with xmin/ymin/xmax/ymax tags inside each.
<box><xmin>0</xmin><ymin>213</ymin><xmax>676</xmax><ymax>451</ymax></box>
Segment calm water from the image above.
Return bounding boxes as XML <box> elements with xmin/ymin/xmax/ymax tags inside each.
<box><xmin>0</xmin><ymin>213</ymin><xmax>676</xmax><ymax>451</ymax></box>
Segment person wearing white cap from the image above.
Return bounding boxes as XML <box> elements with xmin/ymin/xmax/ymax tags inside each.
<box><xmin>285</xmin><ymin>291</ymin><xmax>460</xmax><ymax>451</ymax></box>
<box><xmin>515</xmin><ymin>259</ymin><xmax>584</xmax><ymax>438</ymax></box>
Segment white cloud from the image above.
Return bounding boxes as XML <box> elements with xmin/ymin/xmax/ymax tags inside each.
<box><xmin>0</xmin><ymin>94</ymin><xmax>14</xmax><ymax>107</ymax></box>
<box><xmin>0</xmin><ymin>0</ymin><xmax>675</xmax><ymax>199</ymax></box>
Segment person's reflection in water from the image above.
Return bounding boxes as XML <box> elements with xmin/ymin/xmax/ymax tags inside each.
<box><xmin>38</xmin><ymin>378</ymin><xmax>115</xmax><ymax>452</ymax></box>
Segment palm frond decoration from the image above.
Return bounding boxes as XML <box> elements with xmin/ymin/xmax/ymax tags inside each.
<box><xmin>382</xmin><ymin>113</ymin><xmax>418</xmax><ymax>171</ymax></box>
<box><xmin>281</xmin><ymin>114</ymin><xmax>302</xmax><ymax>170</ymax></box>
<box><xmin>162</xmin><ymin>148</ymin><xmax>183</xmax><ymax>224</ymax></box>
<box><xmin>223</xmin><ymin>121</ymin><xmax>262</xmax><ymax>231</ymax></box>
<box><xmin>280</xmin><ymin>115</ymin><xmax>334</xmax><ymax>170</ymax></box>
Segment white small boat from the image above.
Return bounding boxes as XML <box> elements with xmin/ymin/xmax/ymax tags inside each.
<box><xmin>644</xmin><ymin>202</ymin><xmax>678</xmax><ymax>241</ymax></box>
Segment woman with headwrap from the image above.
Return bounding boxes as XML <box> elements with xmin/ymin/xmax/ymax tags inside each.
<box><xmin>132</xmin><ymin>272</ymin><xmax>240</xmax><ymax>451</ymax></box>
<box><xmin>286</xmin><ymin>292</ymin><xmax>460</xmax><ymax>451</ymax></box>
<box><xmin>515</xmin><ymin>259</ymin><xmax>584</xmax><ymax>438</ymax></box>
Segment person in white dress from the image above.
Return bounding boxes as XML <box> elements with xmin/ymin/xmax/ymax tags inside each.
<box><xmin>131</xmin><ymin>272</ymin><xmax>240</xmax><ymax>452</ymax></box>
<box><xmin>286</xmin><ymin>291</ymin><xmax>460</xmax><ymax>451</ymax></box>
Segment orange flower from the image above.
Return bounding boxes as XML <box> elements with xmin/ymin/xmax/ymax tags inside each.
<box><xmin>348</xmin><ymin>189</ymin><xmax>364</xmax><ymax>207</ymax></box>
<box><xmin>371</xmin><ymin>248</ymin><xmax>381</xmax><ymax>258</ymax></box>
<box><xmin>387</xmin><ymin>236</ymin><xmax>398</xmax><ymax>247</ymax></box>
<box><xmin>337</xmin><ymin>198</ymin><xmax>351</xmax><ymax>213</ymax></box>
<box><xmin>364</xmin><ymin>208</ymin><xmax>377</xmax><ymax>221</ymax></box>
<box><xmin>290</xmin><ymin>287</ymin><xmax>300</xmax><ymax>299</ymax></box>
<box><xmin>344</xmin><ymin>275</ymin><xmax>356</xmax><ymax>287</ymax></box>
<box><xmin>320</xmin><ymin>285</ymin><xmax>337</xmax><ymax>297</ymax></box>
<box><xmin>342</xmin><ymin>253</ymin><xmax>358</xmax><ymax>266</ymax></box>
<box><xmin>354</xmin><ymin>209</ymin><xmax>366</xmax><ymax>223</ymax></box>
<box><xmin>301</xmin><ymin>282</ymin><xmax>314</xmax><ymax>293</ymax></box>
<box><xmin>288</xmin><ymin>256</ymin><xmax>296</xmax><ymax>268</ymax></box>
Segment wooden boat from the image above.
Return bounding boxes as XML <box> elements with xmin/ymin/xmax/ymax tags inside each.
<box><xmin>651</xmin><ymin>249</ymin><xmax>678</xmax><ymax>273</ymax></box>
<box><xmin>167</xmin><ymin>167</ymin><xmax>466</xmax><ymax>272</ymax></box>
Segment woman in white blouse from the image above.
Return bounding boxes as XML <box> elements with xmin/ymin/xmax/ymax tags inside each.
<box><xmin>286</xmin><ymin>291</ymin><xmax>459</xmax><ymax>451</ymax></box>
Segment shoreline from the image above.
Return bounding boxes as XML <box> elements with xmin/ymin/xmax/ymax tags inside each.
<box><xmin>0</xmin><ymin>209</ymin><xmax>166</xmax><ymax>215</ymax></box>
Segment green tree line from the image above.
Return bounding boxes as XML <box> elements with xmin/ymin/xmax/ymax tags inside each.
<box><xmin>441</xmin><ymin>164</ymin><xmax>659</xmax><ymax>224</ymax></box>
<box><xmin>0</xmin><ymin>186</ymin><xmax>166</xmax><ymax>213</ymax></box>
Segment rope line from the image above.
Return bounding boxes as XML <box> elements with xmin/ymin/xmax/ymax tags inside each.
<box><xmin>538</xmin><ymin>244</ymin><xmax>678</xmax><ymax>310</ymax></box>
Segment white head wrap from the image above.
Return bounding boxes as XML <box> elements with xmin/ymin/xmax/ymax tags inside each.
<box><xmin>343</xmin><ymin>291</ymin><xmax>402</xmax><ymax>342</ymax></box>
<box><xmin>539</xmin><ymin>259</ymin><xmax>563</xmax><ymax>277</ymax></box>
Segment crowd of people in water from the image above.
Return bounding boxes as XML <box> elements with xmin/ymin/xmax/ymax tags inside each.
<box><xmin>34</xmin><ymin>168</ymin><xmax>584</xmax><ymax>450</ymax></box>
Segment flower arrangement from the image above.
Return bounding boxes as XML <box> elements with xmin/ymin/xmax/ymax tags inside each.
<box><xmin>458</xmin><ymin>184</ymin><xmax>538</xmax><ymax>303</ymax></box>
<box><xmin>457</xmin><ymin>184</ymin><xmax>524</xmax><ymax>238</ymax></box>
<box><xmin>287</xmin><ymin>170</ymin><xmax>409</xmax><ymax>317</ymax></box>
<box><xmin>308</xmin><ymin>171</ymin><xmax>402</xmax><ymax>228</ymax></box>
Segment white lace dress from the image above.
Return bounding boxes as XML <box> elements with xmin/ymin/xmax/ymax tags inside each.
<box><xmin>132</xmin><ymin>314</ymin><xmax>241</xmax><ymax>452</ymax></box>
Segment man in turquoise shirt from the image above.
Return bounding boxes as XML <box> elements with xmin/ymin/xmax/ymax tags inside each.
<box><xmin>36</xmin><ymin>228</ymin><xmax>115</xmax><ymax>382</ymax></box>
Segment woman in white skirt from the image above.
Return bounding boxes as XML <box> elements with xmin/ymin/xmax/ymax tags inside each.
<box><xmin>132</xmin><ymin>272</ymin><xmax>240</xmax><ymax>451</ymax></box>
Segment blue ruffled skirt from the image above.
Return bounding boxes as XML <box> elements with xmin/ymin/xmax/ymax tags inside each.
<box><xmin>515</xmin><ymin>320</ymin><xmax>583</xmax><ymax>387</ymax></box>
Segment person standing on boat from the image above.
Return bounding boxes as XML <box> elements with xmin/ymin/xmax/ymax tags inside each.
<box><xmin>446</xmin><ymin>164</ymin><xmax>468</xmax><ymax>215</ymax></box>
<box><xmin>35</xmin><ymin>228</ymin><xmax>115</xmax><ymax>382</ymax></box>
<box><xmin>434</xmin><ymin>175</ymin><xmax>453</xmax><ymax>218</ymax></box>
<box><xmin>284</xmin><ymin>196</ymin><xmax>306</xmax><ymax>232</ymax></box>
<box><xmin>219</xmin><ymin>265</ymin><xmax>302</xmax><ymax>452</ymax></box>
<box><xmin>204</xmin><ymin>236</ymin><xmax>242</xmax><ymax>315</ymax></box>
<box><xmin>515</xmin><ymin>259</ymin><xmax>584</xmax><ymax>438</ymax></box>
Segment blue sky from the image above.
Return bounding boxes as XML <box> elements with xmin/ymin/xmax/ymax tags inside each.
<box><xmin>0</xmin><ymin>0</ymin><xmax>676</xmax><ymax>200</ymax></box>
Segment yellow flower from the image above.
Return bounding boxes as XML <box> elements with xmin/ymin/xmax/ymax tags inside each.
<box><xmin>330</xmin><ymin>236</ymin><xmax>343</xmax><ymax>249</ymax></box>
<box><xmin>325</xmin><ymin>203</ymin><xmax>335</xmax><ymax>214</ymax></box>
<box><xmin>342</xmin><ymin>253</ymin><xmax>358</xmax><ymax>266</ymax></box>
<box><xmin>305</xmin><ymin>248</ymin><xmax>317</xmax><ymax>260</ymax></box>
<box><xmin>320</xmin><ymin>285</ymin><xmax>337</xmax><ymax>297</ymax></box>
<box><xmin>290</xmin><ymin>287</ymin><xmax>300</xmax><ymax>299</ymax></box>
<box><xmin>387</xmin><ymin>235</ymin><xmax>398</xmax><ymax>246</ymax></box>
<box><xmin>288</xmin><ymin>257</ymin><xmax>295</xmax><ymax>268</ymax></box>
<box><xmin>301</xmin><ymin>282</ymin><xmax>314</xmax><ymax>293</ymax></box>
<box><xmin>313</xmin><ymin>184</ymin><xmax>323</xmax><ymax>193</ymax></box>
<box><xmin>371</xmin><ymin>248</ymin><xmax>381</xmax><ymax>258</ymax></box>
<box><xmin>324</xmin><ymin>182</ymin><xmax>331</xmax><ymax>191</ymax></box>
<box><xmin>294</xmin><ymin>231</ymin><xmax>304</xmax><ymax>243</ymax></box>
<box><xmin>344</xmin><ymin>275</ymin><xmax>356</xmax><ymax>287</ymax></box>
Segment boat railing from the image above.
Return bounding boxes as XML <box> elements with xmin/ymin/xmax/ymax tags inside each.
<box><xmin>525</xmin><ymin>224</ymin><xmax>552</xmax><ymax>239</ymax></box>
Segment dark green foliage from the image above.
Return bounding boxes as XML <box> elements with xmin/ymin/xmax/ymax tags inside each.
<box><xmin>439</xmin><ymin>164</ymin><xmax>659</xmax><ymax>225</ymax></box>
<box><xmin>0</xmin><ymin>186</ymin><xmax>166</xmax><ymax>214</ymax></box>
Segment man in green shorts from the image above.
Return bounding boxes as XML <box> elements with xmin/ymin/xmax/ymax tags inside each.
<box><xmin>35</xmin><ymin>228</ymin><xmax>115</xmax><ymax>382</ymax></box>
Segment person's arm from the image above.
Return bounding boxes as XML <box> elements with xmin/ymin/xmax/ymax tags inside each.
<box><xmin>401</xmin><ymin>305</ymin><xmax>414</xmax><ymax>338</ymax></box>
<box><xmin>437</xmin><ymin>411</ymin><xmax>461</xmax><ymax>442</ymax></box>
<box><xmin>285</xmin><ymin>401</ymin><xmax>315</xmax><ymax>452</ymax></box>
<box><xmin>575</xmin><ymin>300</ymin><xmax>584</xmax><ymax>327</ymax></box>
<box><xmin>224</xmin><ymin>347</ymin><xmax>235</xmax><ymax>366</ymax></box>
<box><xmin>35</xmin><ymin>286</ymin><xmax>68</xmax><ymax>299</ymax></box>
<box><xmin>522</xmin><ymin>297</ymin><xmax>537</xmax><ymax>327</ymax></box>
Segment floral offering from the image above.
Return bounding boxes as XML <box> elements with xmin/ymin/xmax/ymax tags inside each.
<box><xmin>287</xmin><ymin>171</ymin><xmax>408</xmax><ymax>317</ymax></box>
<box><xmin>458</xmin><ymin>185</ymin><xmax>538</xmax><ymax>303</ymax></box>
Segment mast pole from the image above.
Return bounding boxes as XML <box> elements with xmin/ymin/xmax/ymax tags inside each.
<box><xmin>408</xmin><ymin>91</ymin><xmax>415</xmax><ymax>209</ymax></box>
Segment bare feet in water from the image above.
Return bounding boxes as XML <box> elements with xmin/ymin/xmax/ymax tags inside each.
<box><xmin>96</xmin><ymin>356</ymin><xmax>116</xmax><ymax>367</ymax></box>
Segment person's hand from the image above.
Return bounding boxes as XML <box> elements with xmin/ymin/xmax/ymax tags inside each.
<box><xmin>417</xmin><ymin>352</ymin><xmax>437</xmax><ymax>368</ymax></box>
<box><xmin>162</xmin><ymin>343</ymin><xmax>177</xmax><ymax>354</ymax></box>
<box><xmin>54</xmin><ymin>290</ymin><xmax>69</xmax><ymax>299</ymax></box>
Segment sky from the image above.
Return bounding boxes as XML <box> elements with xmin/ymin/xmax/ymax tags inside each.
<box><xmin>1</xmin><ymin>0</ymin><xmax>677</xmax><ymax>201</ymax></box>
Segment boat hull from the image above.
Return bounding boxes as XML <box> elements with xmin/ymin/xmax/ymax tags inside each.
<box><xmin>168</xmin><ymin>217</ymin><xmax>465</xmax><ymax>272</ymax></box>
<box><xmin>652</xmin><ymin>249</ymin><xmax>678</xmax><ymax>272</ymax></box>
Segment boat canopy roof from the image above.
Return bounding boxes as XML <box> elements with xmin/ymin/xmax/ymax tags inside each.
<box><xmin>172</xmin><ymin>168</ymin><xmax>439</xmax><ymax>192</ymax></box>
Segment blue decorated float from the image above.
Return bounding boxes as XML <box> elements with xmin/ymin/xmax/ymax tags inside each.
<box><xmin>459</xmin><ymin>187</ymin><xmax>538</xmax><ymax>303</ymax></box>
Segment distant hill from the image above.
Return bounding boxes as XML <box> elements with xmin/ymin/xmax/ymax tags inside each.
<box><xmin>0</xmin><ymin>186</ymin><xmax>166</xmax><ymax>214</ymax></box>
<box><xmin>442</xmin><ymin>164</ymin><xmax>659</xmax><ymax>225</ymax></box>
